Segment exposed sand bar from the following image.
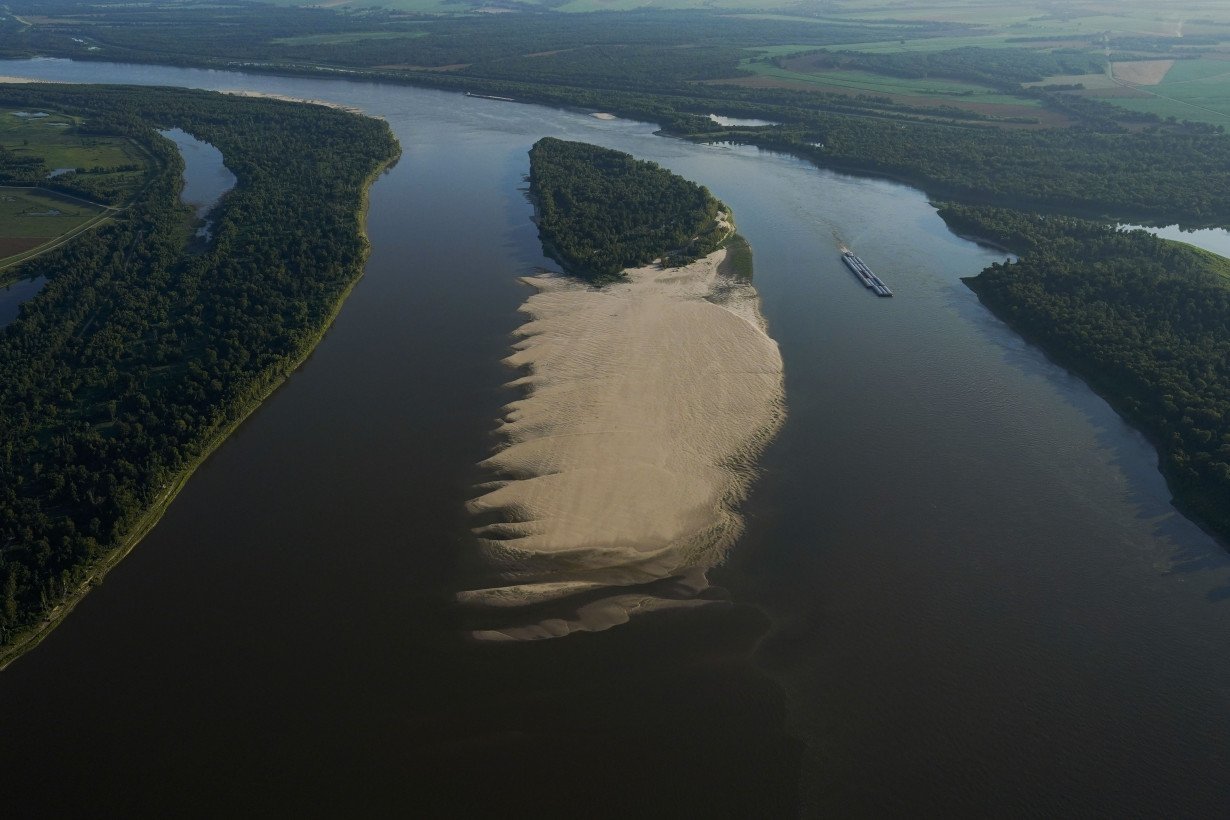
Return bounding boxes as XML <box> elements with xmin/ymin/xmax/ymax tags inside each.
<box><xmin>0</xmin><ymin>76</ymin><xmax>63</xmax><ymax>84</ymax></box>
<box><xmin>221</xmin><ymin>89</ymin><xmax>369</xmax><ymax>116</ymax></box>
<box><xmin>462</xmin><ymin>241</ymin><xmax>784</xmax><ymax>640</ymax></box>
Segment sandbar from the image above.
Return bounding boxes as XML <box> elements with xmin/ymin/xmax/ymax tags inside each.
<box><xmin>0</xmin><ymin>76</ymin><xmax>62</xmax><ymax>84</ymax></box>
<box><xmin>462</xmin><ymin>240</ymin><xmax>784</xmax><ymax>640</ymax></box>
<box><xmin>221</xmin><ymin>89</ymin><xmax>368</xmax><ymax>116</ymax></box>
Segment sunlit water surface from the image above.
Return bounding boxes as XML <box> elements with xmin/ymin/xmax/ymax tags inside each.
<box><xmin>160</xmin><ymin>127</ymin><xmax>236</xmax><ymax>241</ymax></box>
<box><xmin>1121</xmin><ymin>222</ymin><xmax>1230</xmax><ymax>258</ymax></box>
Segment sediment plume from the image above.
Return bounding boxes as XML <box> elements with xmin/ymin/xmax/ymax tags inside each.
<box><xmin>462</xmin><ymin>245</ymin><xmax>784</xmax><ymax>640</ymax></box>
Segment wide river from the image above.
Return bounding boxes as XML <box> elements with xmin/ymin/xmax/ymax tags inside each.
<box><xmin>2</xmin><ymin>60</ymin><xmax>1228</xmax><ymax>817</ymax></box>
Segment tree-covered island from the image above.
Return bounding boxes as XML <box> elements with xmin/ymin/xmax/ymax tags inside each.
<box><xmin>0</xmin><ymin>85</ymin><xmax>398</xmax><ymax>667</ymax></box>
<box><xmin>529</xmin><ymin>136</ymin><xmax>737</xmax><ymax>281</ymax></box>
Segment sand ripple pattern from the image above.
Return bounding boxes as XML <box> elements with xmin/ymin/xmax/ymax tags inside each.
<box><xmin>462</xmin><ymin>248</ymin><xmax>785</xmax><ymax>640</ymax></box>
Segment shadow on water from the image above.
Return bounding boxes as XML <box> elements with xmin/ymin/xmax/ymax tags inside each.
<box><xmin>954</xmin><ymin>274</ymin><xmax>1230</xmax><ymax>597</ymax></box>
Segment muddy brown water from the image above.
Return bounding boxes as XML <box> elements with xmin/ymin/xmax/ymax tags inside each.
<box><xmin>0</xmin><ymin>60</ymin><xmax>1228</xmax><ymax>817</ymax></box>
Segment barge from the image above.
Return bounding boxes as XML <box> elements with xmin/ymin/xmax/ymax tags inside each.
<box><xmin>465</xmin><ymin>91</ymin><xmax>516</xmax><ymax>103</ymax></box>
<box><xmin>841</xmin><ymin>251</ymin><xmax>893</xmax><ymax>297</ymax></box>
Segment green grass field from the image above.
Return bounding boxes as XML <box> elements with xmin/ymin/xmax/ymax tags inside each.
<box><xmin>1081</xmin><ymin>57</ymin><xmax>1230</xmax><ymax>126</ymax></box>
<box><xmin>1161</xmin><ymin>59</ymin><xmax>1230</xmax><ymax>85</ymax></box>
<box><xmin>1190</xmin><ymin>245</ymin><xmax>1230</xmax><ymax>278</ymax></box>
<box><xmin>740</xmin><ymin>59</ymin><xmax>1039</xmax><ymax>105</ymax></box>
<box><xmin>0</xmin><ymin>110</ymin><xmax>132</xmax><ymax>167</ymax></box>
<box><xmin>0</xmin><ymin>187</ymin><xmax>107</xmax><ymax>263</ymax></box>
<box><xmin>1096</xmin><ymin>90</ymin><xmax>1230</xmax><ymax>126</ymax></box>
<box><xmin>129</xmin><ymin>0</ymin><xmax>1230</xmax><ymax>128</ymax></box>
<box><xmin>0</xmin><ymin>188</ymin><xmax>102</xmax><ymax>236</ymax></box>
<box><xmin>0</xmin><ymin>109</ymin><xmax>148</xmax><ymax>202</ymax></box>
<box><xmin>813</xmin><ymin>0</ymin><xmax>1230</xmax><ymax>30</ymax></box>
<box><xmin>262</xmin><ymin>0</ymin><xmax>1230</xmax><ymax>26</ymax></box>
<box><xmin>0</xmin><ymin>108</ymin><xmax>139</xmax><ymax>265</ymax></box>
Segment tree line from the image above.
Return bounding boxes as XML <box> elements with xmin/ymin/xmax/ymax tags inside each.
<box><xmin>774</xmin><ymin>46</ymin><xmax>1106</xmax><ymax>87</ymax></box>
<box><xmin>0</xmin><ymin>84</ymin><xmax>398</xmax><ymax>656</ymax></box>
<box><xmin>529</xmin><ymin>137</ymin><xmax>723</xmax><ymax>281</ymax></box>
<box><xmin>942</xmin><ymin>203</ymin><xmax>1230</xmax><ymax>543</ymax></box>
<box><xmin>4</xmin><ymin>4</ymin><xmax>1230</xmax><ymax>226</ymax></box>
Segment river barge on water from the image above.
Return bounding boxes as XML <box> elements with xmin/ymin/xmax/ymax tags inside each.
<box><xmin>841</xmin><ymin>251</ymin><xmax>893</xmax><ymax>297</ymax></box>
<box><xmin>465</xmin><ymin>91</ymin><xmax>516</xmax><ymax>103</ymax></box>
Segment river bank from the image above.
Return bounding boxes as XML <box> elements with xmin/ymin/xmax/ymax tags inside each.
<box><xmin>963</xmin><ymin>270</ymin><xmax>1230</xmax><ymax>552</ymax></box>
<box><xmin>0</xmin><ymin>150</ymin><xmax>398</xmax><ymax>671</ymax></box>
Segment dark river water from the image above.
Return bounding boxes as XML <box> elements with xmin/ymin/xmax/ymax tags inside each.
<box><xmin>1</xmin><ymin>60</ymin><xmax>1229</xmax><ymax>817</ymax></box>
<box><xmin>0</xmin><ymin>273</ymin><xmax>45</xmax><ymax>329</ymax></box>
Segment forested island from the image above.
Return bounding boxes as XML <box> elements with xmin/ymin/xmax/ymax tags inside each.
<box><xmin>0</xmin><ymin>84</ymin><xmax>398</xmax><ymax>666</ymax></box>
<box><xmin>465</xmin><ymin>137</ymin><xmax>783</xmax><ymax>640</ymax></box>
<box><xmin>529</xmin><ymin>137</ymin><xmax>731</xmax><ymax>280</ymax></box>
<box><xmin>944</xmin><ymin>204</ymin><xmax>1230</xmax><ymax>543</ymax></box>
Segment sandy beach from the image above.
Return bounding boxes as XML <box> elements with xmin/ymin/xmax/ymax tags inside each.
<box><xmin>0</xmin><ymin>76</ymin><xmax>61</xmax><ymax>84</ymax></box>
<box><xmin>221</xmin><ymin>89</ymin><xmax>367</xmax><ymax>115</ymax></box>
<box><xmin>462</xmin><ymin>240</ymin><xmax>784</xmax><ymax>639</ymax></box>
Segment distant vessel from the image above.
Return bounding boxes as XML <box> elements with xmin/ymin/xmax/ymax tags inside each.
<box><xmin>464</xmin><ymin>91</ymin><xmax>516</xmax><ymax>103</ymax></box>
<box><xmin>841</xmin><ymin>251</ymin><xmax>893</xmax><ymax>297</ymax></box>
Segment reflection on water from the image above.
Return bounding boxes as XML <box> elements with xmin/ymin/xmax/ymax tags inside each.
<box><xmin>709</xmin><ymin>113</ymin><xmax>779</xmax><ymax>127</ymax></box>
<box><xmin>1121</xmin><ymin>223</ymin><xmax>1230</xmax><ymax>258</ymax></box>
<box><xmin>159</xmin><ymin>127</ymin><xmax>236</xmax><ymax>241</ymax></box>
<box><xmin>0</xmin><ymin>274</ymin><xmax>45</xmax><ymax>329</ymax></box>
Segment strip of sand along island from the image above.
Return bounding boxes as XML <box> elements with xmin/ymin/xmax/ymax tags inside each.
<box><xmin>463</xmin><ymin>241</ymin><xmax>784</xmax><ymax>640</ymax></box>
<box><xmin>221</xmin><ymin>89</ymin><xmax>368</xmax><ymax>116</ymax></box>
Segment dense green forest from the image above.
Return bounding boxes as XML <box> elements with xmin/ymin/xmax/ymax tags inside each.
<box><xmin>4</xmin><ymin>2</ymin><xmax>1230</xmax><ymax>225</ymax></box>
<box><xmin>446</xmin><ymin>69</ymin><xmax>1230</xmax><ymax>224</ymax></box>
<box><xmin>943</xmin><ymin>204</ymin><xmax>1230</xmax><ymax>543</ymax></box>
<box><xmin>0</xmin><ymin>84</ymin><xmax>398</xmax><ymax>662</ymax></box>
<box><xmin>529</xmin><ymin>137</ymin><xmax>725</xmax><ymax>280</ymax></box>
